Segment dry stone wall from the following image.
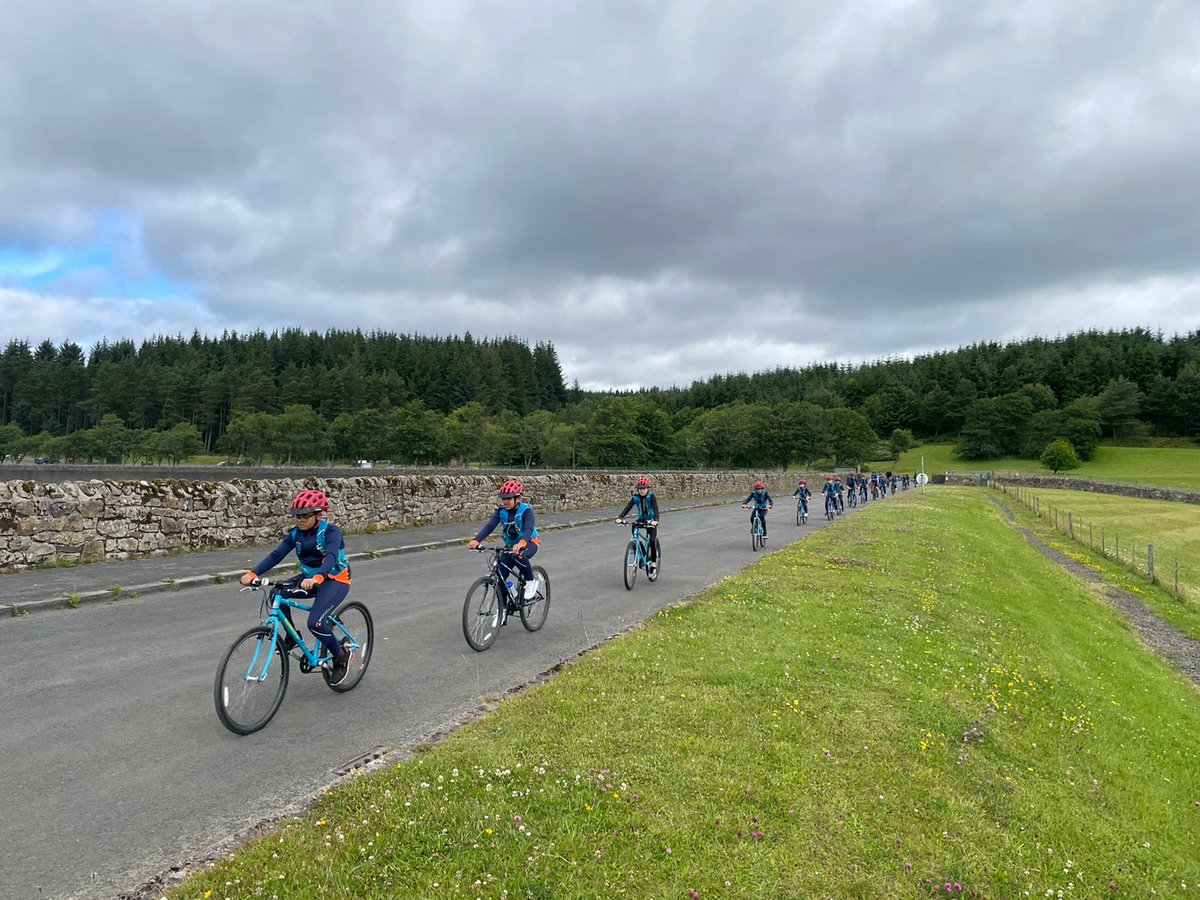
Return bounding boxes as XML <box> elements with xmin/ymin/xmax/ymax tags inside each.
<box><xmin>987</xmin><ymin>474</ymin><xmax>1200</xmax><ymax>505</ymax></box>
<box><xmin>0</xmin><ymin>471</ymin><xmax>799</xmax><ymax>570</ymax></box>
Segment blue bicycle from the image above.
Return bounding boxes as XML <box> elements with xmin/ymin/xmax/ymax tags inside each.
<box><xmin>744</xmin><ymin>505</ymin><xmax>767</xmax><ymax>551</ymax></box>
<box><xmin>214</xmin><ymin>575</ymin><xmax>373</xmax><ymax>735</ymax></box>
<box><xmin>795</xmin><ymin>497</ymin><xmax>808</xmax><ymax>526</ymax></box>
<box><xmin>617</xmin><ymin>519</ymin><xmax>660</xmax><ymax>590</ymax></box>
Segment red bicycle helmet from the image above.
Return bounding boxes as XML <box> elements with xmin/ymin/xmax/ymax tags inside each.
<box><xmin>497</xmin><ymin>479</ymin><xmax>524</xmax><ymax>499</ymax></box>
<box><xmin>798</xmin><ymin>478</ymin><xmax>806</xmax><ymax>484</ymax></box>
<box><xmin>635</xmin><ymin>476</ymin><xmax>652</xmax><ymax>488</ymax></box>
<box><xmin>289</xmin><ymin>489</ymin><xmax>329</xmax><ymax>514</ymax></box>
<box><xmin>754</xmin><ymin>480</ymin><xmax>764</xmax><ymax>489</ymax></box>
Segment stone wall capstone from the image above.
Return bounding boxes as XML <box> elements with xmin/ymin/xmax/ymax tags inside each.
<box><xmin>0</xmin><ymin>471</ymin><xmax>801</xmax><ymax>570</ymax></box>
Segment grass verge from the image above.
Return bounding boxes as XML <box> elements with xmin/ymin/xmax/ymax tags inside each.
<box><xmin>895</xmin><ymin>444</ymin><xmax>1200</xmax><ymax>491</ymax></box>
<box><xmin>174</xmin><ymin>488</ymin><xmax>1200</xmax><ymax>899</ymax></box>
<box><xmin>997</xmin><ymin>484</ymin><xmax>1200</xmax><ymax>639</ymax></box>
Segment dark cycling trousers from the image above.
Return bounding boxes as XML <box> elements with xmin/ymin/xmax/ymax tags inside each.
<box><xmin>642</xmin><ymin>525</ymin><xmax>659</xmax><ymax>561</ymax></box>
<box><xmin>750</xmin><ymin>508</ymin><xmax>768</xmax><ymax>535</ymax></box>
<box><xmin>500</xmin><ymin>542</ymin><xmax>538</xmax><ymax>583</ymax></box>
<box><xmin>283</xmin><ymin>579</ymin><xmax>350</xmax><ymax>659</ymax></box>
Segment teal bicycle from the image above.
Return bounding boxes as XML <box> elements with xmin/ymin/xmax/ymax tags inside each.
<box><xmin>617</xmin><ymin>519</ymin><xmax>660</xmax><ymax>590</ymax></box>
<box><xmin>214</xmin><ymin>575</ymin><xmax>374</xmax><ymax>735</ymax></box>
<box><xmin>744</xmin><ymin>505</ymin><xmax>767</xmax><ymax>552</ymax></box>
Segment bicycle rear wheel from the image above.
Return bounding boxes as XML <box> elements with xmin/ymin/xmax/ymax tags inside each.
<box><xmin>520</xmin><ymin>566</ymin><xmax>550</xmax><ymax>632</ymax></box>
<box><xmin>322</xmin><ymin>601</ymin><xmax>374</xmax><ymax>693</ymax></box>
<box><xmin>215</xmin><ymin>626</ymin><xmax>289</xmax><ymax>735</ymax></box>
<box><xmin>623</xmin><ymin>540</ymin><xmax>638</xmax><ymax>590</ymax></box>
<box><xmin>463</xmin><ymin>577</ymin><xmax>502</xmax><ymax>651</ymax></box>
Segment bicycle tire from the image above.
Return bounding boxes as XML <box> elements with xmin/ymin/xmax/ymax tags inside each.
<box><xmin>623</xmin><ymin>540</ymin><xmax>639</xmax><ymax>590</ymax></box>
<box><xmin>520</xmin><ymin>566</ymin><xmax>550</xmax><ymax>632</ymax></box>
<box><xmin>214</xmin><ymin>625</ymin><xmax>289</xmax><ymax>735</ymax></box>
<box><xmin>322</xmin><ymin>601</ymin><xmax>374</xmax><ymax>693</ymax></box>
<box><xmin>751</xmin><ymin>516</ymin><xmax>759</xmax><ymax>552</ymax></box>
<box><xmin>646</xmin><ymin>541</ymin><xmax>660</xmax><ymax>582</ymax></box>
<box><xmin>463</xmin><ymin>576</ymin><xmax>502</xmax><ymax>651</ymax></box>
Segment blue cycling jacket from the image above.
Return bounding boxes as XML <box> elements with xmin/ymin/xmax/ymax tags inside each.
<box><xmin>743</xmin><ymin>490</ymin><xmax>773</xmax><ymax>509</ymax></box>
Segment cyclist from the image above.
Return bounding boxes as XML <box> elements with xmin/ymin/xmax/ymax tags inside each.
<box><xmin>792</xmin><ymin>478</ymin><xmax>811</xmax><ymax>518</ymax></box>
<box><xmin>890</xmin><ymin>472</ymin><xmax>899</xmax><ymax>494</ymax></box>
<box><xmin>833</xmin><ymin>476</ymin><xmax>845</xmax><ymax>514</ymax></box>
<box><xmin>615</xmin><ymin>475</ymin><xmax>660</xmax><ymax>572</ymax></box>
<box><xmin>902</xmin><ymin>473</ymin><xmax>911</xmax><ymax>491</ymax></box>
<box><xmin>240</xmin><ymin>489</ymin><xmax>355</xmax><ymax>685</ymax></box>
<box><xmin>821</xmin><ymin>475</ymin><xmax>838</xmax><ymax>516</ymax></box>
<box><xmin>468</xmin><ymin>479</ymin><xmax>541</xmax><ymax>607</ymax></box>
<box><xmin>742</xmin><ymin>480</ymin><xmax>773</xmax><ymax>541</ymax></box>
<box><xmin>845</xmin><ymin>472</ymin><xmax>858</xmax><ymax>508</ymax></box>
<box><xmin>859</xmin><ymin>473</ymin><xmax>869</xmax><ymax>503</ymax></box>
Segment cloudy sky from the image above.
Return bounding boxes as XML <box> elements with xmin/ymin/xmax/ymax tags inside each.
<box><xmin>1</xmin><ymin>1</ymin><xmax>1198</xmax><ymax>390</ymax></box>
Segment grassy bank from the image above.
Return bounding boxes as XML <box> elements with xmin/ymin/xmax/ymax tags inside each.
<box><xmin>174</xmin><ymin>489</ymin><xmax>1200</xmax><ymax>899</ymax></box>
<box><xmin>892</xmin><ymin>443</ymin><xmax>1200</xmax><ymax>491</ymax></box>
<box><xmin>1001</xmin><ymin>484</ymin><xmax>1200</xmax><ymax>626</ymax></box>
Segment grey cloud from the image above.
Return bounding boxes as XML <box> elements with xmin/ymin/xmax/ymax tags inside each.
<box><xmin>1</xmin><ymin>0</ymin><xmax>1198</xmax><ymax>388</ymax></box>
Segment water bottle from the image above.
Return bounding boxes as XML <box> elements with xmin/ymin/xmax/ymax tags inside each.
<box><xmin>505</xmin><ymin>579</ymin><xmax>517</xmax><ymax>599</ymax></box>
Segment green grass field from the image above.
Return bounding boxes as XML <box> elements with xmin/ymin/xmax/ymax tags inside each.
<box><xmin>891</xmin><ymin>443</ymin><xmax>1200</xmax><ymax>491</ymax></box>
<box><xmin>174</xmin><ymin>489</ymin><xmax>1200</xmax><ymax>899</ymax></box>
<box><xmin>1000</xmin><ymin>484</ymin><xmax>1200</xmax><ymax>622</ymax></box>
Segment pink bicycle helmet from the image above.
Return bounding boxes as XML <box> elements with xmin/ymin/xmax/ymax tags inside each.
<box><xmin>497</xmin><ymin>479</ymin><xmax>524</xmax><ymax>499</ymax></box>
<box><xmin>289</xmin><ymin>489</ymin><xmax>329</xmax><ymax>514</ymax></box>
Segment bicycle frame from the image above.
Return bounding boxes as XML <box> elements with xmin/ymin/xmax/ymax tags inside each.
<box><xmin>474</xmin><ymin>546</ymin><xmax>523</xmax><ymax>601</ymax></box>
<box><xmin>629</xmin><ymin>522</ymin><xmax>652</xmax><ymax>567</ymax></box>
<box><xmin>241</xmin><ymin>585</ymin><xmax>359</xmax><ymax>682</ymax></box>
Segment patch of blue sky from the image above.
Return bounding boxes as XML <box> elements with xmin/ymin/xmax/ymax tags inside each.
<box><xmin>0</xmin><ymin>210</ymin><xmax>188</xmax><ymax>300</ymax></box>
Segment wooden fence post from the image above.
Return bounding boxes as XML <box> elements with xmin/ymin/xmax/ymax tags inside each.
<box><xmin>1068</xmin><ymin>512</ymin><xmax>1073</xmax><ymax>539</ymax></box>
<box><xmin>1177</xmin><ymin>558</ymin><xmax>1181</xmax><ymax>600</ymax></box>
<box><xmin>1148</xmin><ymin>545</ymin><xmax>1155</xmax><ymax>583</ymax></box>
<box><xmin>1089</xmin><ymin>522</ymin><xmax>1093</xmax><ymax>550</ymax></box>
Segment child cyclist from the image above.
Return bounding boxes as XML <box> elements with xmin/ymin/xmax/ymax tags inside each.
<box><xmin>742</xmin><ymin>480</ymin><xmax>774</xmax><ymax>541</ymax></box>
<box><xmin>468</xmin><ymin>479</ymin><xmax>541</xmax><ymax>604</ymax></box>
<box><xmin>822</xmin><ymin>474</ymin><xmax>838</xmax><ymax>515</ymax></box>
<box><xmin>615</xmin><ymin>475</ymin><xmax>660</xmax><ymax>571</ymax></box>
<box><xmin>792</xmin><ymin>478</ymin><xmax>812</xmax><ymax>518</ymax></box>
<box><xmin>239</xmin><ymin>489</ymin><xmax>355</xmax><ymax>685</ymax></box>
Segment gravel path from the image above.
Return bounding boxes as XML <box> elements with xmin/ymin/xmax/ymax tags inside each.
<box><xmin>989</xmin><ymin>494</ymin><xmax>1200</xmax><ymax>688</ymax></box>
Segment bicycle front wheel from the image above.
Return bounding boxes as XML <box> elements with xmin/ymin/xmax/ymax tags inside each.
<box><xmin>623</xmin><ymin>540</ymin><xmax>638</xmax><ymax>590</ymax></box>
<box><xmin>751</xmin><ymin>518</ymin><xmax>759</xmax><ymax>552</ymax></box>
<box><xmin>463</xmin><ymin>577</ymin><xmax>502</xmax><ymax>651</ymax></box>
<box><xmin>322</xmin><ymin>601</ymin><xmax>374</xmax><ymax>693</ymax></box>
<box><xmin>520</xmin><ymin>566</ymin><xmax>550</xmax><ymax>632</ymax></box>
<box><xmin>215</xmin><ymin>626</ymin><xmax>289</xmax><ymax>735</ymax></box>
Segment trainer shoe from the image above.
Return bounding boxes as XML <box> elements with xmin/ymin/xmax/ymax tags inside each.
<box><xmin>279</xmin><ymin>635</ymin><xmax>306</xmax><ymax>660</ymax></box>
<box><xmin>330</xmin><ymin>647</ymin><xmax>356</xmax><ymax>685</ymax></box>
<box><xmin>523</xmin><ymin>577</ymin><xmax>540</xmax><ymax>601</ymax></box>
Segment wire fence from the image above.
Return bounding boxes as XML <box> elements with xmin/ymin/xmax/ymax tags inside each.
<box><xmin>992</xmin><ymin>481</ymin><xmax>1198</xmax><ymax>608</ymax></box>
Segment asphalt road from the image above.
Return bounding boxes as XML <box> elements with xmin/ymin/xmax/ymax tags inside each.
<box><xmin>1</xmin><ymin>497</ymin><xmax>865</xmax><ymax>899</ymax></box>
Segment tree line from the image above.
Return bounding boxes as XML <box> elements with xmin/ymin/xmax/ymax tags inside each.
<box><xmin>0</xmin><ymin>327</ymin><xmax>1196</xmax><ymax>468</ymax></box>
